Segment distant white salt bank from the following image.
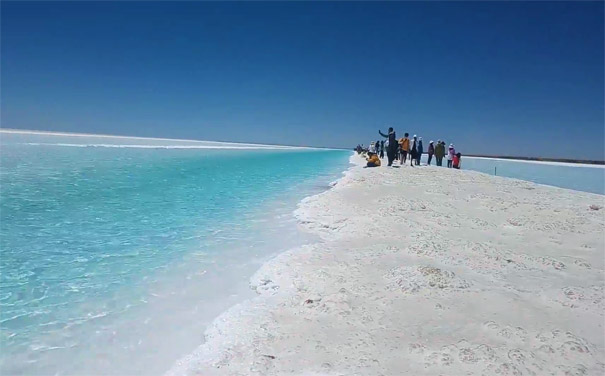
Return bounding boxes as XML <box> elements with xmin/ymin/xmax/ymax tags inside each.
<box><xmin>465</xmin><ymin>155</ymin><xmax>605</xmax><ymax>169</ymax></box>
<box><xmin>20</xmin><ymin>142</ymin><xmax>306</xmax><ymax>150</ymax></box>
<box><xmin>0</xmin><ymin>128</ymin><xmax>318</xmax><ymax>150</ymax></box>
<box><xmin>168</xmin><ymin>154</ymin><xmax>605</xmax><ymax>376</ymax></box>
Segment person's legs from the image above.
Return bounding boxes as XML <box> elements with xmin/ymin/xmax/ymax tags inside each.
<box><xmin>417</xmin><ymin>155</ymin><xmax>421</xmax><ymax>165</ymax></box>
<box><xmin>387</xmin><ymin>152</ymin><xmax>394</xmax><ymax>166</ymax></box>
<box><xmin>428</xmin><ymin>155</ymin><xmax>432</xmax><ymax>165</ymax></box>
<box><xmin>447</xmin><ymin>160</ymin><xmax>452</xmax><ymax>168</ymax></box>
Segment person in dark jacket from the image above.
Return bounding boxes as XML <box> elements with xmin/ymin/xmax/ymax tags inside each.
<box><xmin>409</xmin><ymin>135</ymin><xmax>418</xmax><ymax>167</ymax></box>
<box><xmin>417</xmin><ymin>137</ymin><xmax>423</xmax><ymax>166</ymax></box>
<box><xmin>378</xmin><ymin>127</ymin><xmax>397</xmax><ymax>166</ymax></box>
<box><xmin>379</xmin><ymin>140</ymin><xmax>385</xmax><ymax>159</ymax></box>
<box><xmin>434</xmin><ymin>140</ymin><xmax>445</xmax><ymax>166</ymax></box>
<box><xmin>427</xmin><ymin>141</ymin><xmax>435</xmax><ymax>165</ymax></box>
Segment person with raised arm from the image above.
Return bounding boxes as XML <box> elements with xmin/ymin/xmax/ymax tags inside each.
<box><xmin>378</xmin><ymin>127</ymin><xmax>397</xmax><ymax>166</ymax></box>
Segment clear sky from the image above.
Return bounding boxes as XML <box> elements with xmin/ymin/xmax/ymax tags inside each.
<box><xmin>1</xmin><ymin>1</ymin><xmax>603</xmax><ymax>159</ymax></box>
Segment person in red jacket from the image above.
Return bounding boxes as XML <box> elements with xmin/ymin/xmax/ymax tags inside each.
<box><xmin>453</xmin><ymin>153</ymin><xmax>462</xmax><ymax>169</ymax></box>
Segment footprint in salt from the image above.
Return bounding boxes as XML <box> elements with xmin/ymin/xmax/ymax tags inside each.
<box><xmin>573</xmin><ymin>259</ymin><xmax>591</xmax><ymax>269</ymax></box>
<box><xmin>492</xmin><ymin>362</ymin><xmax>523</xmax><ymax>376</ymax></box>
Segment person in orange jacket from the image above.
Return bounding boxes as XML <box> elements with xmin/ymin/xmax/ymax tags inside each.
<box><xmin>366</xmin><ymin>152</ymin><xmax>381</xmax><ymax>167</ymax></box>
<box><xmin>398</xmin><ymin>133</ymin><xmax>410</xmax><ymax>164</ymax></box>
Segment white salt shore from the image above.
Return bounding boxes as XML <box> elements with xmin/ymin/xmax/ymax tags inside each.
<box><xmin>168</xmin><ymin>154</ymin><xmax>605</xmax><ymax>376</ymax></box>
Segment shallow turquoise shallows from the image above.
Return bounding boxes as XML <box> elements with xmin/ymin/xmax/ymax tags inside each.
<box><xmin>0</xmin><ymin>133</ymin><xmax>351</xmax><ymax>375</ymax></box>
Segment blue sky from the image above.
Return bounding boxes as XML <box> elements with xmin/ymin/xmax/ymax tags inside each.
<box><xmin>1</xmin><ymin>1</ymin><xmax>603</xmax><ymax>159</ymax></box>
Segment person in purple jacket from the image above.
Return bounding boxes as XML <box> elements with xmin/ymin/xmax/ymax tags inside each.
<box><xmin>447</xmin><ymin>144</ymin><xmax>456</xmax><ymax>168</ymax></box>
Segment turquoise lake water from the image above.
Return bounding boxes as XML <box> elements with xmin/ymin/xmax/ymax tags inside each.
<box><xmin>416</xmin><ymin>154</ymin><xmax>604</xmax><ymax>195</ymax></box>
<box><xmin>1</xmin><ymin>132</ymin><xmax>602</xmax><ymax>375</ymax></box>
<box><xmin>0</xmin><ymin>133</ymin><xmax>351</xmax><ymax>375</ymax></box>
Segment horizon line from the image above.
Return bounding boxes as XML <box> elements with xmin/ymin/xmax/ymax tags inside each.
<box><xmin>0</xmin><ymin>128</ymin><xmax>348</xmax><ymax>151</ymax></box>
<box><xmin>2</xmin><ymin>129</ymin><xmax>603</xmax><ymax>166</ymax></box>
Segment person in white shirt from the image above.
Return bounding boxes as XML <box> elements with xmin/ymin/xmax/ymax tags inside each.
<box><xmin>369</xmin><ymin>142</ymin><xmax>376</xmax><ymax>154</ymax></box>
<box><xmin>447</xmin><ymin>144</ymin><xmax>456</xmax><ymax>168</ymax></box>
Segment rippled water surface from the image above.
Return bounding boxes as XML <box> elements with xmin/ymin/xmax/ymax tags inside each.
<box><xmin>0</xmin><ymin>132</ymin><xmax>351</xmax><ymax>375</ymax></box>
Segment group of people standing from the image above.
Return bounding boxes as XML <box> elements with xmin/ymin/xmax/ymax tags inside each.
<box><xmin>358</xmin><ymin>127</ymin><xmax>462</xmax><ymax>169</ymax></box>
<box><xmin>426</xmin><ymin>140</ymin><xmax>458</xmax><ymax>168</ymax></box>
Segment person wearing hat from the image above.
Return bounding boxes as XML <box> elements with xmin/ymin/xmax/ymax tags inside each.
<box><xmin>447</xmin><ymin>144</ymin><xmax>456</xmax><ymax>168</ymax></box>
<box><xmin>368</xmin><ymin>141</ymin><xmax>376</xmax><ymax>154</ymax></box>
<box><xmin>427</xmin><ymin>140</ymin><xmax>435</xmax><ymax>165</ymax></box>
<box><xmin>435</xmin><ymin>140</ymin><xmax>445</xmax><ymax>166</ymax></box>
<box><xmin>409</xmin><ymin>135</ymin><xmax>418</xmax><ymax>166</ymax></box>
<box><xmin>417</xmin><ymin>137</ymin><xmax>423</xmax><ymax>166</ymax></box>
